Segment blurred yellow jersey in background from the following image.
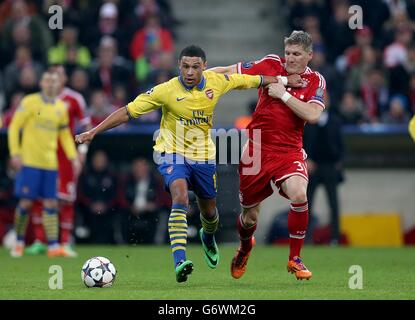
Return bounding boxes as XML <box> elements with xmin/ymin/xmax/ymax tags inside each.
<box><xmin>409</xmin><ymin>115</ymin><xmax>415</xmax><ymax>142</ymax></box>
<box><xmin>8</xmin><ymin>93</ymin><xmax>77</xmax><ymax>170</ymax></box>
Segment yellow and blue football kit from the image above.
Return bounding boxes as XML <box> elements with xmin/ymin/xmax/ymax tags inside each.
<box><xmin>127</xmin><ymin>71</ymin><xmax>262</xmax><ymax>272</ymax></box>
<box><xmin>8</xmin><ymin>93</ymin><xmax>77</xmax><ymax>199</ymax></box>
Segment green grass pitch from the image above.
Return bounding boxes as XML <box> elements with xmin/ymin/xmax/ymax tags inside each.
<box><xmin>0</xmin><ymin>245</ymin><xmax>414</xmax><ymax>300</ymax></box>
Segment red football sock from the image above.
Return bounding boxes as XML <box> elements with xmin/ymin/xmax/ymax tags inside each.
<box><xmin>59</xmin><ymin>203</ymin><xmax>75</xmax><ymax>245</ymax></box>
<box><xmin>31</xmin><ymin>201</ymin><xmax>46</xmax><ymax>243</ymax></box>
<box><xmin>288</xmin><ymin>202</ymin><xmax>309</xmax><ymax>260</ymax></box>
<box><xmin>237</xmin><ymin>214</ymin><xmax>257</xmax><ymax>253</ymax></box>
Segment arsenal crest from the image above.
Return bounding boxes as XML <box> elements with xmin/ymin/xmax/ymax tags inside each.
<box><xmin>205</xmin><ymin>89</ymin><xmax>214</xmax><ymax>100</ymax></box>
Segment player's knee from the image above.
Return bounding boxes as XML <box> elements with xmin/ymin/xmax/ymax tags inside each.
<box><xmin>19</xmin><ymin>199</ymin><xmax>33</xmax><ymax>210</ymax></box>
<box><xmin>172</xmin><ymin>194</ymin><xmax>189</xmax><ymax>208</ymax></box>
<box><xmin>43</xmin><ymin>199</ymin><xmax>58</xmax><ymax>209</ymax></box>
<box><xmin>201</xmin><ymin>207</ymin><xmax>217</xmax><ymax>220</ymax></box>
<box><xmin>289</xmin><ymin>189</ymin><xmax>307</xmax><ymax>203</ymax></box>
<box><xmin>243</xmin><ymin>215</ymin><xmax>257</xmax><ymax>227</ymax></box>
<box><xmin>242</xmin><ymin>209</ymin><xmax>258</xmax><ymax>226</ymax></box>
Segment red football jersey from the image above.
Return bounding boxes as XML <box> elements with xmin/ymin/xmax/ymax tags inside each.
<box><xmin>58</xmin><ymin>87</ymin><xmax>89</xmax><ymax>135</ymax></box>
<box><xmin>237</xmin><ymin>54</ymin><xmax>326</xmax><ymax>153</ymax></box>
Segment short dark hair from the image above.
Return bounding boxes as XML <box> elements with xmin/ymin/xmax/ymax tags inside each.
<box><xmin>284</xmin><ymin>30</ymin><xmax>313</xmax><ymax>53</ymax></box>
<box><xmin>179</xmin><ymin>45</ymin><xmax>206</xmax><ymax>62</ymax></box>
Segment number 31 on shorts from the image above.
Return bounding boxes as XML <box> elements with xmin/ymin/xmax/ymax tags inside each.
<box><xmin>293</xmin><ymin>161</ymin><xmax>306</xmax><ymax>172</ymax></box>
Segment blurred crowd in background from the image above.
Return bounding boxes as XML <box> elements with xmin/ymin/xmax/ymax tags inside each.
<box><xmin>1</xmin><ymin>0</ymin><xmax>415</xmax><ymax>244</ymax></box>
<box><xmin>284</xmin><ymin>0</ymin><xmax>415</xmax><ymax>125</ymax></box>
<box><xmin>0</xmin><ymin>0</ymin><xmax>178</xmax><ymax>129</ymax></box>
<box><xmin>1</xmin><ymin>0</ymin><xmax>415</xmax><ymax>129</ymax></box>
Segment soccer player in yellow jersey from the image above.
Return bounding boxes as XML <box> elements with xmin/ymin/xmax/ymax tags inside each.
<box><xmin>76</xmin><ymin>45</ymin><xmax>278</xmax><ymax>282</ymax></box>
<box><xmin>8</xmin><ymin>71</ymin><xmax>78</xmax><ymax>257</ymax></box>
<box><xmin>410</xmin><ymin>115</ymin><xmax>415</xmax><ymax>142</ymax></box>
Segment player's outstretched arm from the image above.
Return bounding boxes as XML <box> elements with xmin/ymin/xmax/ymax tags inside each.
<box><xmin>210</xmin><ymin>64</ymin><xmax>304</xmax><ymax>88</ymax></box>
<box><xmin>260</xmin><ymin>75</ymin><xmax>304</xmax><ymax>87</ymax></box>
<box><xmin>75</xmin><ymin>107</ymin><xmax>130</xmax><ymax>144</ymax></box>
<box><xmin>261</xmin><ymin>76</ymin><xmax>279</xmax><ymax>87</ymax></box>
<box><xmin>208</xmin><ymin>65</ymin><xmax>237</xmax><ymax>75</ymax></box>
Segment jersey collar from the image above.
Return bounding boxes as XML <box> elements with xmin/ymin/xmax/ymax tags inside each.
<box><xmin>41</xmin><ymin>93</ymin><xmax>57</xmax><ymax>104</ymax></box>
<box><xmin>179</xmin><ymin>75</ymin><xmax>206</xmax><ymax>91</ymax></box>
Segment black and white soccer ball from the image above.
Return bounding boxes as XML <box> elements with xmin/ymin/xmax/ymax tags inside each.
<box><xmin>81</xmin><ymin>256</ymin><xmax>116</xmax><ymax>288</ymax></box>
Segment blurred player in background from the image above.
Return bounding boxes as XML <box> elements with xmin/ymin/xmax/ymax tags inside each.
<box><xmin>8</xmin><ymin>71</ymin><xmax>78</xmax><ymax>257</ymax></box>
<box><xmin>410</xmin><ymin>115</ymin><xmax>415</xmax><ymax>142</ymax></box>
<box><xmin>25</xmin><ymin>65</ymin><xmax>89</xmax><ymax>257</ymax></box>
<box><xmin>75</xmin><ymin>45</ymin><xmax>280</xmax><ymax>283</ymax></box>
<box><xmin>212</xmin><ymin>30</ymin><xmax>325</xmax><ymax>280</ymax></box>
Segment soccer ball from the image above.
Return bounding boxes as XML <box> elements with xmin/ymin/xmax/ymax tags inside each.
<box><xmin>81</xmin><ymin>257</ymin><xmax>116</xmax><ymax>288</ymax></box>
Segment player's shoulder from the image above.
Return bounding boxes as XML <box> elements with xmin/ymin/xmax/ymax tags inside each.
<box><xmin>144</xmin><ymin>78</ymin><xmax>172</xmax><ymax>93</ymax></box>
<box><xmin>56</xmin><ymin>97</ymin><xmax>66</xmax><ymax>107</ymax></box>
<box><xmin>204</xmin><ymin>70</ymin><xmax>228</xmax><ymax>82</ymax></box>
<box><xmin>255</xmin><ymin>54</ymin><xmax>284</xmax><ymax>65</ymax></box>
<box><xmin>204</xmin><ymin>70</ymin><xmax>221</xmax><ymax>79</ymax></box>
<box><xmin>158</xmin><ymin>77</ymin><xmax>176</xmax><ymax>90</ymax></box>
<box><xmin>305</xmin><ymin>67</ymin><xmax>326</xmax><ymax>89</ymax></box>
<box><xmin>20</xmin><ymin>93</ymin><xmax>40</xmax><ymax>108</ymax></box>
<box><xmin>55</xmin><ymin>98</ymin><xmax>68</xmax><ymax>113</ymax></box>
<box><xmin>22</xmin><ymin>93</ymin><xmax>40</xmax><ymax>103</ymax></box>
<box><xmin>62</xmin><ymin>87</ymin><xmax>87</xmax><ymax>108</ymax></box>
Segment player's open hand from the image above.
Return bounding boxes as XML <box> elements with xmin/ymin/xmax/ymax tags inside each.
<box><xmin>287</xmin><ymin>74</ymin><xmax>306</xmax><ymax>88</ymax></box>
<box><xmin>267</xmin><ymin>79</ymin><xmax>286</xmax><ymax>99</ymax></box>
<box><xmin>75</xmin><ymin>130</ymin><xmax>95</xmax><ymax>144</ymax></box>
<box><xmin>10</xmin><ymin>155</ymin><xmax>22</xmax><ymax>172</ymax></box>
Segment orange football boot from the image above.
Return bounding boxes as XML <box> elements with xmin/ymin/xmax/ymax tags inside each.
<box><xmin>47</xmin><ymin>247</ymin><xmax>64</xmax><ymax>257</ymax></box>
<box><xmin>287</xmin><ymin>256</ymin><xmax>312</xmax><ymax>280</ymax></box>
<box><xmin>231</xmin><ymin>237</ymin><xmax>255</xmax><ymax>279</ymax></box>
<box><xmin>10</xmin><ymin>243</ymin><xmax>24</xmax><ymax>257</ymax></box>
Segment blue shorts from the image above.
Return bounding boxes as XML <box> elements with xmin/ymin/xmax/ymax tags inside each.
<box><xmin>156</xmin><ymin>153</ymin><xmax>217</xmax><ymax>199</ymax></box>
<box><xmin>14</xmin><ymin>166</ymin><xmax>58</xmax><ymax>200</ymax></box>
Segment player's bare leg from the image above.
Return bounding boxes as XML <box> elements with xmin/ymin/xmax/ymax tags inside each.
<box><xmin>197</xmin><ymin>197</ymin><xmax>219</xmax><ymax>269</ymax></box>
<box><xmin>231</xmin><ymin>204</ymin><xmax>260</xmax><ymax>279</ymax></box>
<box><xmin>281</xmin><ymin>175</ymin><xmax>312</xmax><ymax>280</ymax></box>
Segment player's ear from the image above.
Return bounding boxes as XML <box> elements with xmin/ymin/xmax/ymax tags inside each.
<box><xmin>203</xmin><ymin>61</ymin><xmax>208</xmax><ymax>70</ymax></box>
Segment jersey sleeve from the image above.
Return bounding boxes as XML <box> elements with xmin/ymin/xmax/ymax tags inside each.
<box><xmin>219</xmin><ymin>73</ymin><xmax>262</xmax><ymax>95</ymax></box>
<box><xmin>74</xmin><ymin>95</ymin><xmax>92</xmax><ymax>129</ymax></box>
<box><xmin>73</xmin><ymin>94</ymin><xmax>86</xmax><ymax>121</ymax></box>
<box><xmin>7</xmin><ymin>97</ymin><xmax>32</xmax><ymax>157</ymax></box>
<box><xmin>59</xmin><ymin>127</ymin><xmax>77</xmax><ymax>160</ymax></box>
<box><xmin>237</xmin><ymin>54</ymin><xmax>284</xmax><ymax>76</ymax></box>
<box><xmin>126</xmin><ymin>83</ymin><xmax>167</xmax><ymax>119</ymax></box>
<box><xmin>59</xmin><ymin>103</ymin><xmax>70</xmax><ymax>129</ymax></box>
<box><xmin>59</xmin><ymin>106</ymin><xmax>77</xmax><ymax>160</ymax></box>
<box><xmin>306</xmin><ymin>72</ymin><xmax>326</xmax><ymax>109</ymax></box>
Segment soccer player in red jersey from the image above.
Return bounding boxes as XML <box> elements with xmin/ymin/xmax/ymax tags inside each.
<box><xmin>26</xmin><ymin>65</ymin><xmax>88</xmax><ymax>257</ymax></box>
<box><xmin>212</xmin><ymin>31</ymin><xmax>326</xmax><ymax>280</ymax></box>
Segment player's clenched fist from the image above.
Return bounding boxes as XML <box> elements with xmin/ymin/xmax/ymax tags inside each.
<box><xmin>267</xmin><ymin>78</ymin><xmax>287</xmax><ymax>99</ymax></box>
<box><xmin>75</xmin><ymin>130</ymin><xmax>95</xmax><ymax>144</ymax></box>
<box><xmin>287</xmin><ymin>74</ymin><xmax>306</xmax><ymax>88</ymax></box>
